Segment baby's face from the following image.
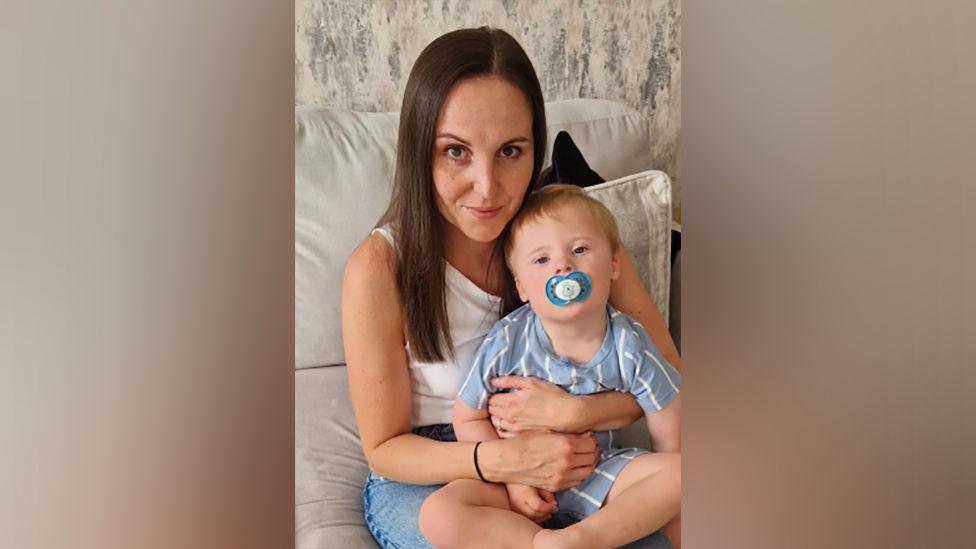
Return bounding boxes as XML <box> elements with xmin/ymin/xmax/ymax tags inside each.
<box><xmin>509</xmin><ymin>201</ymin><xmax>620</xmax><ymax>322</ymax></box>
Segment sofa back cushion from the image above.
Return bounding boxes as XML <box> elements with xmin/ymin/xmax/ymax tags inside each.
<box><xmin>296</xmin><ymin>99</ymin><xmax>667</xmax><ymax>369</ymax></box>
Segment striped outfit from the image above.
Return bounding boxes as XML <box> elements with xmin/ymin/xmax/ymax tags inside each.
<box><xmin>457</xmin><ymin>303</ymin><xmax>681</xmax><ymax>520</ymax></box>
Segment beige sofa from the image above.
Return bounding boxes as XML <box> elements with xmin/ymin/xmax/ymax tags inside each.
<box><xmin>295</xmin><ymin>99</ymin><xmax>674</xmax><ymax>547</ymax></box>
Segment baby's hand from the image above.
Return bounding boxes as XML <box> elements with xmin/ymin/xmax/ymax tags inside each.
<box><xmin>505</xmin><ymin>483</ymin><xmax>557</xmax><ymax>524</ymax></box>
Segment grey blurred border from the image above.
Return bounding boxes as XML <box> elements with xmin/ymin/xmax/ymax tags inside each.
<box><xmin>683</xmin><ymin>1</ymin><xmax>976</xmax><ymax>547</ymax></box>
<box><xmin>6</xmin><ymin>1</ymin><xmax>976</xmax><ymax>548</ymax></box>
<box><xmin>1</xmin><ymin>2</ymin><xmax>294</xmax><ymax>548</ymax></box>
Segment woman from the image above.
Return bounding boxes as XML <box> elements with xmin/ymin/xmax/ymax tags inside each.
<box><xmin>342</xmin><ymin>27</ymin><xmax>681</xmax><ymax>548</ymax></box>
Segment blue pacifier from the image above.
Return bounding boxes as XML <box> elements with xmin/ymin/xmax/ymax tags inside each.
<box><xmin>545</xmin><ymin>271</ymin><xmax>592</xmax><ymax>307</ymax></box>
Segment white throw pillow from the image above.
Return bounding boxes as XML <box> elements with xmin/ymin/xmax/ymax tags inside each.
<box><xmin>584</xmin><ymin>170</ymin><xmax>672</xmax><ymax>324</ymax></box>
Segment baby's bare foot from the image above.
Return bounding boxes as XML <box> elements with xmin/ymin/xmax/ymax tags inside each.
<box><xmin>533</xmin><ymin>528</ymin><xmax>589</xmax><ymax>549</ymax></box>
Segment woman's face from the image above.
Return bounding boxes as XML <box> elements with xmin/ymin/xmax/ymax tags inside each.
<box><xmin>431</xmin><ymin>75</ymin><xmax>535</xmax><ymax>244</ymax></box>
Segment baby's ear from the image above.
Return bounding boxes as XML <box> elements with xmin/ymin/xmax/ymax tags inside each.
<box><xmin>610</xmin><ymin>251</ymin><xmax>621</xmax><ymax>281</ymax></box>
<box><xmin>514</xmin><ymin>277</ymin><xmax>529</xmax><ymax>302</ymax></box>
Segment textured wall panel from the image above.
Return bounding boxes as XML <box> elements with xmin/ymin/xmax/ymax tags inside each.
<box><xmin>296</xmin><ymin>0</ymin><xmax>681</xmax><ymax>215</ymax></box>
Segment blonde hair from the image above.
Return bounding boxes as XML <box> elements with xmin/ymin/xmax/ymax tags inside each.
<box><xmin>504</xmin><ymin>184</ymin><xmax>622</xmax><ymax>267</ymax></box>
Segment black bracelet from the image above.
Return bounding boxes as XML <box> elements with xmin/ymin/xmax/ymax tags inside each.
<box><xmin>473</xmin><ymin>441</ymin><xmax>489</xmax><ymax>482</ymax></box>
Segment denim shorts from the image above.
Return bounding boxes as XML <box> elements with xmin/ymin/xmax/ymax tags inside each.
<box><xmin>362</xmin><ymin>424</ymin><xmax>672</xmax><ymax>549</ymax></box>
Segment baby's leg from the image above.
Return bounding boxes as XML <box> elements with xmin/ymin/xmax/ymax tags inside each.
<box><xmin>534</xmin><ymin>452</ymin><xmax>681</xmax><ymax>549</ymax></box>
<box><xmin>419</xmin><ymin>479</ymin><xmax>542</xmax><ymax>548</ymax></box>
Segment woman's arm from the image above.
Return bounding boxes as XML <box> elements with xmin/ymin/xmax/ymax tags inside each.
<box><xmin>609</xmin><ymin>248</ymin><xmax>681</xmax><ymax>371</ymax></box>
<box><xmin>454</xmin><ymin>399</ymin><xmax>559</xmax><ymax>524</ymax></box>
<box><xmin>488</xmin><ymin>376</ymin><xmax>642</xmax><ymax>434</ymax></box>
<box><xmin>343</xmin><ymin>235</ymin><xmax>474</xmax><ymax>483</ymax></box>
<box><xmin>343</xmin><ymin>235</ymin><xmax>599</xmax><ymax>489</ymax></box>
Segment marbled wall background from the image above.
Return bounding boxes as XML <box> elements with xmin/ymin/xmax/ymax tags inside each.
<box><xmin>296</xmin><ymin>0</ymin><xmax>681</xmax><ymax>217</ymax></box>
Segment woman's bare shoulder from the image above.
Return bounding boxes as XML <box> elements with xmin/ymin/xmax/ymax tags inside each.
<box><xmin>344</xmin><ymin>233</ymin><xmax>398</xmax><ymax>288</ymax></box>
<box><xmin>343</xmin><ymin>233</ymin><xmax>403</xmax><ymax>333</ymax></box>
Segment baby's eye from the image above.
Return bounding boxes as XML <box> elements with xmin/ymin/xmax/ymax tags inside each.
<box><xmin>499</xmin><ymin>145</ymin><xmax>522</xmax><ymax>158</ymax></box>
<box><xmin>445</xmin><ymin>146</ymin><xmax>467</xmax><ymax>160</ymax></box>
<box><xmin>572</xmin><ymin>246</ymin><xmax>588</xmax><ymax>254</ymax></box>
<box><xmin>532</xmin><ymin>256</ymin><xmax>549</xmax><ymax>265</ymax></box>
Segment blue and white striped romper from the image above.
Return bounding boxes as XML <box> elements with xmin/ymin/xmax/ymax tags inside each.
<box><xmin>457</xmin><ymin>303</ymin><xmax>681</xmax><ymax>521</ymax></box>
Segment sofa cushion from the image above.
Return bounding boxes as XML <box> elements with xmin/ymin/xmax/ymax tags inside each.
<box><xmin>295</xmin><ymin>99</ymin><xmax>660</xmax><ymax>369</ymax></box>
<box><xmin>295</xmin><ymin>366</ymin><xmax>376</xmax><ymax>548</ymax></box>
<box><xmin>295</xmin><ymin>107</ymin><xmax>398</xmax><ymax>369</ymax></box>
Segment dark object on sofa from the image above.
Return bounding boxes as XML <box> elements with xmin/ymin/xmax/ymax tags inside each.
<box><xmin>539</xmin><ymin>131</ymin><xmax>607</xmax><ymax>188</ymax></box>
<box><xmin>670</xmin><ymin>228</ymin><xmax>681</xmax><ymax>351</ymax></box>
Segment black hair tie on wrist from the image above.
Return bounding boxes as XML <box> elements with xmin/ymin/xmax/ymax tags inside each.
<box><xmin>473</xmin><ymin>441</ymin><xmax>489</xmax><ymax>482</ymax></box>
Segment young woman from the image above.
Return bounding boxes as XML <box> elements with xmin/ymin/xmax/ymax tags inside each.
<box><xmin>342</xmin><ymin>27</ymin><xmax>681</xmax><ymax>548</ymax></box>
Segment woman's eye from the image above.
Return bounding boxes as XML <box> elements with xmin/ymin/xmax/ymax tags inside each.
<box><xmin>572</xmin><ymin>246</ymin><xmax>588</xmax><ymax>254</ymax></box>
<box><xmin>500</xmin><ymin>145</ymin><xmax>522</xmax><ymax>158</ymax></box>
<box><xmin>532</xmin><ymin>256</ymin><xmax>549</xmax><ymax>265</ymax></box>
<box><xmin>445</xmin><ymin>146</ymin><xmax>466</xmax><ymax>160</ymax></box>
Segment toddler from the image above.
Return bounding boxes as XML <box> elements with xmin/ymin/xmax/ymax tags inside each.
<box><xmin>419</xmin><ymin>184</ymin><xmax>681</xmax><ymax>549</ymax></box>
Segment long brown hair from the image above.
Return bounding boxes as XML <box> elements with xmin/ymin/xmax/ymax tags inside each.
<box><xmin>379</xmin><ymin>27</ymin><xmax>546</xmax><ymax>362</ymax></box>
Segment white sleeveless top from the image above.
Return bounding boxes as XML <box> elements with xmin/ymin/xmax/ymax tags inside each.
<box><xmin>372</xmin><ymin>226</ymin><xmax>501</xmax><ymax>427</ymax></box>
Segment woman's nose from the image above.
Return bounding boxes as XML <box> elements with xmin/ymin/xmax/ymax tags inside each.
<box><xmin>471</xmin><ymin>158</ymin><xmax>497</xmax><ymax>200</ymax></box>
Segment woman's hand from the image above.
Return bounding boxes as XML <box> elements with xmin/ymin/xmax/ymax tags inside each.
<box><xmin>505</xmin><ymin>483</ymin><xmax>557</xmax><ymax>523</ymax></box>
<box><xmin>487</xmin><ymin>376</ymin><xmax>578</xmax><ymax>435</ymax></box>
<box><xmin>479</xmin><ymin>431</ymin><xmax>599</xmax><ymax>492</ymax></box>
<box><xmin>490</xmin><ymin>376</ymin><xmax>645</xmax><ymax>435</ymax></box>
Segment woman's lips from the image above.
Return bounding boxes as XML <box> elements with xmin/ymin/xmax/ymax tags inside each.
<box><xmin>466</xmin><ymin>206</ymin><xmax>503</xmax><ymax>220</ymax></box>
